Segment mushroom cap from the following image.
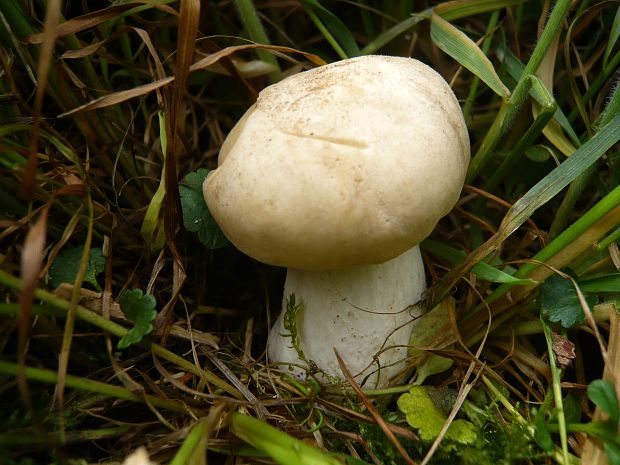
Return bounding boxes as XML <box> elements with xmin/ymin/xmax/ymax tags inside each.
<box><xmin>203</xmin><ymin>55</ymin><xmax>470</xmax><ymax>270</ymax></box>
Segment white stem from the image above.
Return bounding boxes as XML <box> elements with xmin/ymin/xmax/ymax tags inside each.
<box><xmin>267</xmin><ymin>246</ymin><xmax>426</xmax><ymax>388</ymax></box>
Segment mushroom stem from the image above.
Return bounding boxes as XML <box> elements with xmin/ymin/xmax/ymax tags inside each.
<box><xmin>267</xmin><ymin>246</ymin><xmax>426</xmax><ymax>388</ymax></box>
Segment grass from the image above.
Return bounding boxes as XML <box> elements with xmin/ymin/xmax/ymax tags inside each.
<box><xmin>0</xmin><ymin>0</ymin><xmax>619</xmax><ymax>464</ymax></box>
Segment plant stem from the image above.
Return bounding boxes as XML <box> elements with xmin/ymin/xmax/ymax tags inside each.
<box><xmin>466</xmin><ymin>0</ymin><xmax>574</xmax><ymax>181</ymax></box>
<box><xmin>541</xmin><ymin>319</ymin><xmax>570</xmax><ymax>465</ymax></box>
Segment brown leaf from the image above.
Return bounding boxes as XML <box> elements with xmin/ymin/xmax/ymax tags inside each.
<box><xmin>59</xmin><ymin>44</ymin><xmax>325</xmax><ymax>117</ymax></box>
<box><xmin>59</xmin><ymin>76</ymin><xmax>175</xmax><ymax>117</ymax></box>
<box><xmin>19</xmin><ymin>204</ymin><xmax>51</xmax><ymax>407</ymax></box>
<box><xmin>27</xmin><ymin>2</ymin><xmax>178</xmax><ymax>44</ymax></box>
<box><xmin>21</xmin><ymin>0</ymin><xmax>61</xmax><ymax>200</ymax></box>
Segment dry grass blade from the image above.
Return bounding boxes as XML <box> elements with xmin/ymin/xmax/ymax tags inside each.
<box><xmin>18</xmin><ymin>203</ymin><xmax>51</xmax><ymax>408</ymax></box>
<box><xmin>420</xmin><ymin>361</ymin><xmax>484</xmax><ymax>465</ymax></box>
<box><xmin>58</xmin><ymin>76</ymin><xmax>174</xmax><ymax>117</ymax></box>
<box><xmin>334</xmin><ymin>350</ymin><xmax>419</xmax><ymax>465</ymax></box>
<box><xmin>160</xmin><ymin>0</ymin><xmax>200</xmax><ymax>310</ymax></box>
<box><xmin>205</xmin><ymin>351</ymin><xmax>268</xmax><ymax>420</ymax></box>
<box><xmin>59</xmin><ymin>44</ymin><xmax>325</xmax><ymax>118</ymax></box>
<box><xmin>26</xmin><ymin>2</ymin><xmax>178</xmax><ymax>44</ymax></box>
<box><xmin>318</xmin><ymin>397</ymin><xmax>420</xmax><ymax>441</ymax></box>
<box><xmin>20</xmin><ymin>0</ymin><xmax>60</xmax><ymax>200</ymax></box>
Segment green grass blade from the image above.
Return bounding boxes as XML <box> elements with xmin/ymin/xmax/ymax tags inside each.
<box><xmin>483</xmin><ymin>180</ymin><xmax>620</xmax><ymax>307</ymax></box>
<box><xmin>169</xmin><ymin>418</ymin><xmax>209</xmax><ymax>465</ymax></box>
<box><xmin>520</xmin><ymin>0</ymin><xmax>572</xmax><ymax>78</ymax></box>
<box><xmin>231</xmin><ymin>413</ymin><xmax>358</xmax><ymax>465</ymax></box>
<box><xmin>0</xmin><ymin>124</ymin><xmax>81</xmax><ymax>167</ymax></box>
<box><xmin>570</xmin><ymin>48</ymin><xmax>620</xmax><ymax>123</ymax></box>
<box><xmin>299</xmin><ymin>0</ymin><xmax>360</xmax><ymax>58</ymax></box>
<box><xmin>361</xmin><ymin>14</ymin><xmax>427</xmax><ymax>55</ymax></box>
<box><xmin>422</xmin><ymin>240</ymin><xmax>535</xmax><ymax>285</ymax></box>
<box><xmin>140</xmin><ymin>111</ymin><xmax>167</xmax><ymax>250</ymax></box>
<box><xmin>439</xmin><ymin>114</ymin><xmax>620</xmax><ymax>306</ymax></box>
<box><xmin>597</xmin><ymin>226</ymin><xmax>620</xmax><ymax>250</ymax></box>
<box><xmin>430</xmin><ymin>13</ymin><xmax>510</xmax><ymax>98</ymax></box>
<box><xmin>499</xmin><ymin>112</ymin><xmax>620</xmax><ymax>238</ymax></box>
<box><xmin>604</xmin><ymin>6</ymin><xmax>620</xmax><ymax>67</ymax></box>
<box><xmin>579</xmin><ymin>274</ymin><xmax>620</xmax><ymax>293</ymax></box>
<box><xmin>0</xmin><ymin>0</ymin><xmax>37</xmax><ymax>40</ymax></box>
<box><xmin>483</xmin><ymin>97</ymin><xmax>556</xmax><ymax>191</ymax></box>
<box><xmin>233</xmin><ymin>0</ymin><xmax>282</xmax><ymax>81</ymax></box>
<box><xmin>463</xmin><ymin>11</ymin><xmax>500</xmax><ymax>121</ymax></box>
<box><xmin>361</xmin><ymin>0</ymin><xmax>528</xmax><ymax>55</ymax></box>
<box><xmin>435</xmin><ymin>0</ymin><xmax>529</xmax><ymax>21</ymax></box>
<box><xmin>541</xmin><ymin>319</ymin><xmax>570</xmax><ymax>465</ymax></box>
<box><xmin>499</xmin><ymin>46</ymin><xmax>580</xmax><ymax>146</ymax></box>
<box><xmin>595</xmin><ymin>77</ymin><xmax>620</xmax><ymax>130</ymax></box>
<box><xmin>466</xmin><ymin>74</ymin><xmax>555</xmax><ymax>182</ymax></box>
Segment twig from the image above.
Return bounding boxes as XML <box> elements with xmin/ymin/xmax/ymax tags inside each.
<box><xmin>335</xmin><ymin>349</ymin><xmax>418</xmax><ymax>465</ymax></box>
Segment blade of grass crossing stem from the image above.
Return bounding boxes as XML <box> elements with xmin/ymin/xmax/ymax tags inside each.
<box><xmin>536</xmin><ymin>33</ymin><xmax>578</xmax><ymax>156</ymax></box>
<box><xmin>548</xmin><ymin>168</ymin><xmax>592</xmax><ymax>240</ymax></box>
<box><xmin>521</xmin><ymin>0</ymin><xmax>572</xmax><ymax>78</ymax></box>
<box><xmin>233</xmin><ymin>0</ymin><xmax>281</xmax><ymax>82</ymax></box>
<box><xmin>499</xmin><ymin>46</ymin><xmax>580</xmax><ymax>146</ymax></box>
<box><xmin>498</xmin><ymin>112</ymin><xmax>620</xmax><ymax>238</ymax></box>
<box><xmin>466</xmin><ymin>0</ymin><xmax>574</xmax><ymax>180</ymax></box>
<box><xmin>483</xmin><ymin>92</ymin><xmax>556</xmax><ymax>192</ymax></box>
<box><xmin>430</xmin><ymin>13</ymin><xmax>510</xmax><ymax>99</ymax></box>
<box><xmin>467</xmin><ymin>74</ymin><xmax>556</xmax><ymax>183</ymax></box>
<box><xmin>299</xmin><ymin>0</ymin><xmax>360</xmax><ymax>59</ymax></box>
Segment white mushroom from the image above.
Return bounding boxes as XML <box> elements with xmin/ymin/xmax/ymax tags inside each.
<box><xmin>203</xmin><ymin>55</ymin><xmax>470</xmax><ymax>388</ymax></box>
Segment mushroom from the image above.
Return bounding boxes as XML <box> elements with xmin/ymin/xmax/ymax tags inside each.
<box><xmin>203</xmin><ymin>55</ymin><xmax>470</xmax><ymax>388</ymax></box>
